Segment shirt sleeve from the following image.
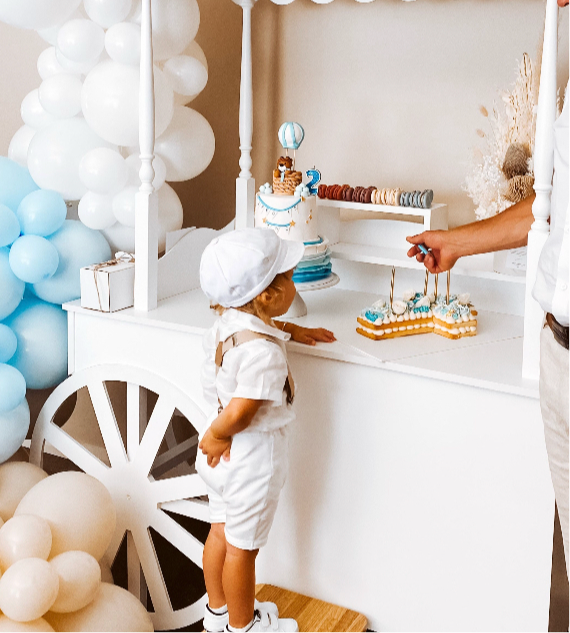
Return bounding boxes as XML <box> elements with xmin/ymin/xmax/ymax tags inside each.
<box><xmin>200</xmin><ymin>324</ymin><xmax>218</xmax><ymax>409</ymax></box>
<box><xmin>231</xmin><ymin>340</ymin><xmax>289</xmax><ymax>403</ymax></box>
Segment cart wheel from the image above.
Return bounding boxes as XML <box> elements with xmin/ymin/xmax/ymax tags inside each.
<box><xmin>30</xmin><ymin>364</ymin><xmax>210</xmax><ymax>631</ymax></box>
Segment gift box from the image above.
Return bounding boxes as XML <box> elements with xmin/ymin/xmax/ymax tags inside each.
<box><xmin>80</xmin><ymin>253</ymin><xmax>135</xmax><ymax>313</ymax></box>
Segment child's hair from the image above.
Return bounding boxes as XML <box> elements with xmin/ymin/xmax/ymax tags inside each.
<box><xmin>211</xmin><ymin>272</ymin><xmax>289</xmax><ymax>324</ymax></box>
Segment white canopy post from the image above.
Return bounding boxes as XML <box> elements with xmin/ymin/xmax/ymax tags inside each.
<box><xmin>522</xmin><ymin>0</ymin><xmax>559</xmax><ymax>380</ymax></box>
<box><xmin>134</xmin><ymin>0</ymin><xmax>159</xmax><ymax>312</ymax></box>
<box><xmin>234</xmin><ymin>0</ymin><xmax>257</xmax><ymax>229</ymax></box>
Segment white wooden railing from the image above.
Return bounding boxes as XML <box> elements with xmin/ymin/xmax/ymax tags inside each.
<box><xmin>522</xmin><ymin>0</ymin><xmax>559</xmax><ymax>380</ymax></box>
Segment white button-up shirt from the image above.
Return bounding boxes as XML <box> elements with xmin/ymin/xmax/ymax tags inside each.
<box><xmin>201</xmin><ymin>309</ymin><xmax>296</xmax><ymax>433</ymax></box>
<box><xmin>533</xmin><ymin>91</ymin><xmax>569</xmax><ymax>326</ymax></box>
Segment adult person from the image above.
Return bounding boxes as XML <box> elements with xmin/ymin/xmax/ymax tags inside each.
<box><xmin>407</xmin><ymin>0</ymin><xmax>568</xmax><ymax>579</ymax></box>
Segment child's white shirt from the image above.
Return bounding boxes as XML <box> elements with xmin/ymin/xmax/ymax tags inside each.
<box><xmin>201</xmin><ymin>309</ymin><xmax>296</xmax><ymax>433</ymax></box>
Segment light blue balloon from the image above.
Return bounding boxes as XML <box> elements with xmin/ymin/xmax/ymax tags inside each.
<box><xmin>0</xmin><ymin>324</ymin><xmax>17</xmax><ymax>363</ymax></box>
<box><xmin>31</xmin><ymin>219</ymin><xmax>111</xmax><ymax>305</ymax></box>
<box><xmin>0</xmin><ymin>247</ymin><xmax>25</xmax><ymax>321</ymax></box>
<box><xmin>0</xmin><ymin>157</ymin><xmax>39</xmax><ymax>212</ymax></box>
<box><xmin>0</xmin><ymin>398</ymin><xmax>30</xmax><ymax>464</ymax></box>
<box><xmin>4</xmin><ymin>296</ymin><xmax>68</xmax><ymax>390</ymax></box>
<box><xmin>17</xmin><ymin>189</ymin><xmax>67</xmax><ymax>237</ymax></box>
<box><xmin>0</xmin><ymin>363</ymin><xmax>26</xmax><ymax>413</ymax></box>
<box><xmin>9</xmin><ymin>235</ymin><xmax>59</xmax><ymax>284</ymax></box>
<box><xmin>0</xmin><ymin>204</ymin><xmax>20</xmax><ymax>247</ymax></box>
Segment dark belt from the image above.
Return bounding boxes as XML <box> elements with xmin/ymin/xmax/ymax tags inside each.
<box><xmin>546</xmin><ymin>313</ymin><xmax>569</xmax><ymax>350</ymax></box>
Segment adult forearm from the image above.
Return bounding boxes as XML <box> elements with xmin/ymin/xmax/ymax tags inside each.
<box><xmin>449</xmin><ymin>194</ymin><xmax>535</xmax><ymax>259</ymax></box>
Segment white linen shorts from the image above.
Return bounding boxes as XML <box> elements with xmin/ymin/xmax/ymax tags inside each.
<box><xmin>196</xmin><ymin>426</ymin><xmax>289</xmax><ymax>551</ymax></box>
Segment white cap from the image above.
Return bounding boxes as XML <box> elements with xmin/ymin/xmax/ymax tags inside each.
<box><xmin>200</xmin><ymin>228</ymin><xmax>305</xmax><ymax>308</ymax></box>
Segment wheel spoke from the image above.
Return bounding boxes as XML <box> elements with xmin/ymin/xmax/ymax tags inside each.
<box><xmin>43</xmin><ymin>423</ymin><xmax>109</xmax><ymax>479</ymax></box>
<box><xmin>160</xmin><ymin>499</ymin><xmax>210</xmax><ymax>523</ymax></box>
<box><xmin>151</xmin><ymin>474</ymin><xmax>207</xmax><ymax>505</ymax></box>
<box><xmin>127</xmin><ymin>383</ymin><xmax>147</xmax><ymax>461</ymax></box>
<box><xmin>151</xmin><ymin>435</ymin><xmax>199</xmax><ymax>478</ymax></box>
<box><xmin>88</xmin><ymin>381</ymin><xmax>127</xmax><ymax>467</ymax></box>
<box><xmin>150</xmin><ymin>509</ymin><xmax>204</xmax><ymax>569</ymax></box>
<box><xmin>127</xmin><ymin>531</ymin><xmax>147</xmax><ymax>606</ymax></box>
<box><xmin>102</xmin><ymin>524</ymin><xmax>127</xmax><ymax>568</ymax></box>
<box><xmin>135</xmin><ymin>396</ymin><xmax>176</xmax><ymax>476</ymax></box>
<box><xmin>132</xmin><ymin>526</ymin><xmax>173</xmax><ymax>615</ymax></box>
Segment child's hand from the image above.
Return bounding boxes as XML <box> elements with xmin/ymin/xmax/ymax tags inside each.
<box><xmin>199</xmin><ymin>428</ymin><xmax>232</xmax><ymax>468</ymax></box>
<box><xmin>286</xmin><ymin>323</ymin><xmax>336</xmax><ymax>346</ymax></box>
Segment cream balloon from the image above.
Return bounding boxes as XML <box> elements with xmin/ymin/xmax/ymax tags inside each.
<box><xmin>79</xmin><ymin>147</ymin><xmax>128</xmax><ymax>195</ymax></box>
<box><xmin>111</xmin><ymin>186</ymin><xmax>137</xmax><ymax>227</ymax></box>
<box><xmin>37</xmin><ymin>48</ymin><xmax>68</xmax><ymax>81</ymax></box>
<box><xmin>0</xmin><ymin>463</ymin><xmax>47</xmax><ymax>523</ymax></box>
<box><xmin>163</xmin><ymin>55</ymin><xmax>207</xmax><ymax>99</ymax></box>
<box><xmin>84</xmin><ymin>0</ymin><xmax>132</xmax><ymax>28</ymax></box>
<box><xmin>82</xmin><ymin>60</ymin><xmax>174</xmax><ymax>147</ymax></box>
<box><xmin>78</xmin><ymin>192</ymin><xmax>116</xmax><ymax>230</ymax></box>
<box><xmin>143</xmin><ymin>0</ymin><xmax>200</xmax><ymax>61</ymax></box>
<box><xmin>15</xmin><ymin>472</ymin><xmax>116</xmax><ymax>561</ymax></box>
<box><xmin>44</xmin><ymin>583</ymin><xmax>153</xmax><ymax>632</ymax></box>
<box><xmin>57</xmin><ymin>19</ymin><xmax>105</xmax><ymax>65</ymax></box>
<box><xmin>20</xmin><ymin>91</ymin><xmax>58</xmax><ymax>131</ymax></box>
<box><xmin>155</xmin><ymin>106</ymin><xmax>215</xmax><ymax>181</ymax></box>
<box><xmin>0</xmin><ymin>0</ymin><xmax>81</xmax><ymax>30</ymax></box>
<box><xmin>104</xmin><ymin>22</ymin><xmax>140</xmax><ymax>65</ymax></box>
<box><xmin>38</xmin><ymin>74</ymin><xmax>83</xmax><ymax>119</ymax></box>
<box><xmin>125</xmin><ymin>154</ymin><xmax>167</xmax><ymax>190</ymax></box>
<box><xmin>8</xmin><ymin>126</ymin><xmax>35</xmax><ymax>167</ymax></box>
<box><xmin>0</xmin><ymin>515</ymin><xmax>52</xmax><ymax>571</ymax></box>
<box><xmin>28</xmin><ymin>118</ymin><xmax>114</xmax><ymax>201</ymax></box>
<box><xmin>0</xmin><ymin>558</ymin><xmax>59</xmax><ymax>622</ymax></box>
<box><xmin>0</xmin><ymin>615</ymin><xmax>54</xmax><ymax>632</ymax></box>
<box><xmin>49</xmin><ymin>551</ymin><xmax>101</xmax><ymax>613</ymax></box>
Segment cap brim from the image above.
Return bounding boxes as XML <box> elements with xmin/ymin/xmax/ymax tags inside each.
<box><xmin>277</xmin><ymin>239</ymin><xmax>305</xmax><ymax>274</ymax></box>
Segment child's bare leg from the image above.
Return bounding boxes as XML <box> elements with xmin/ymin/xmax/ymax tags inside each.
<box><xmin>223</xmin><ymin>543</ymin><xmax>258</xmax><ymax>629</ymax></box>
<box><xmin>203</xmin><ymin>523</ymin><xmax>227</xmax><ymax>608</ymax></box>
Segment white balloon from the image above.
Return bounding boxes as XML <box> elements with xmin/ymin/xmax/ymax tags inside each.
<box><xmin>82</xmin><ymin>60</ymin><xmax>173</xmax><ymax>147</ymax></box>
<box><xmin>79</xmin><ymin>148</ymin><xmax>127</xmax><ymax>195</ymax></box>
<box><xmin>184</xmin><ymin>40</ymin><xmax>208</xmax><ymax>71</ymax></box>
<box><xmin>143</xmin><ymin>0</ymin><xmax>200</xmax><ymax>61</ymax></box>
<box><xmin>0</xmin><ymin>0</ymin><xmax>81</xmax><ymax>30</ymax></box>
<box><xmin>104</xmin><ymin>183</ymin><xmax>182</xmax><ymax>253</ymax></box>
<box><xmin>155</xmin><ymin>106</ymin><xmax>215</xmax><ymax>181</ymax></box>
<box><xmin>84</xmin><ymin>0</ymin><xmax>132</xmax><ymax>28</ymax></box>
<box><xmin>8</xmin><ymin>126</ymin><xmax>35</xmax><ymax>167</ymax></box>
<box><xmin>125</xmin><ymin>154</ymin><xmax>166</xmax><ymax>190</ymax></box>
<box><xmin>104</xmin><ymin>22</ymin><xmax>140</xmax><ymax>65</ymax></box>
<box><xmin>163</xmin><ymin>55</ymin><xmax>207</xmax><ymax>98</ymax></box>
<box><xmin>57</xmin><ymin>19</ymin><xmax>104</xmax><ymax>65</ymax></box>
<box><xmin>78</xmin><ymin>192</ymin><xmax>116</xmax><ymax>230</ymax></box>
<box><xmin>55</xmin><ymin>48</ymin><xmax>98</xmax><ymax>76</ymax></box>
<box><xmin>20</xmin><ymin>90</ymin><xmax>58</xmax><ymax>130</ymax></box>
<box><xmin>38</xmin><ymin>74</ymin><xmax>83</xmax><ymax>119</ymax></box>
<box><xmin>36</xmin><ymin>25</ymin><xmax>59</xmax><ymax>46</ymax></box>
<box><xmin>37</xmin><ymin>48</ymin><xmax>68</xmax><ymax>81</ymax></box>
<box><xmin>28</xmin><ymin>118</ymin><xmax>114</xmax><ymax>201</ymax></box>
<box><xmin>111</xmin><ymin>186</ymin><xmax>137</xmax><ymax>227</ymax></box>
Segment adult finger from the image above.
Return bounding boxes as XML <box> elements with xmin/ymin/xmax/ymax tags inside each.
<box><xmin>406</xmin><ymin>232</ymin><xmax>426</xmax><ymax>245</ymax></box>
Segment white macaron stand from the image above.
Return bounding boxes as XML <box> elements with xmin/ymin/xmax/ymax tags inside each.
<box><xmin>29</xmin><ymin>1</ymin><xmax>561</xmax><ymax>631</ymax></box>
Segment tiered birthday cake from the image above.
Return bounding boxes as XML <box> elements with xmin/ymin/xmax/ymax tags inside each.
<box><xmin>255</xmin><ymin>123</ymin><xmax>333</xmax><ymax>284</ymax></box>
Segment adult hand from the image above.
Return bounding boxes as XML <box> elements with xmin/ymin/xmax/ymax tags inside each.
<box><xmin>199</xmin><ymin>427</ymin><xmax>232</xmax><ymax>468</ymax></box>
<box><xmin>406</xmin><ymin>230</ymin><xmax>460</xmax><ymax>274</ymax></box>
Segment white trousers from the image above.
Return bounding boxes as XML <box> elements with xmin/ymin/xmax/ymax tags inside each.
<box><xmin>539</xmin><ymin>325</ymin><xmax>569</xmax><ymax>575</ymax></box>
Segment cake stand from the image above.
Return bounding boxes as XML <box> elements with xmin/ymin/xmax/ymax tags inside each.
<box><xmin>284</xmin><ymin>272</ymin><xmax>340</xmax><ymax>318</ymax></box>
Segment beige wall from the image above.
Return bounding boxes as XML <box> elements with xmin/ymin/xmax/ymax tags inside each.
<box><xmin>0</xmin><ymin>0</ymin><xmax>568</xmax><ymax>234</ymax></box>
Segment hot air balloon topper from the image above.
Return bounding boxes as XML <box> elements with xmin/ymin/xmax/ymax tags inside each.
<box><xmin>278</xmin><ymin>122</ymin><xmax>305</xmax><ymax>168</ymax></box>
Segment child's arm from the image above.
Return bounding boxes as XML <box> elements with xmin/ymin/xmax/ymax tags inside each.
<box><xmin>199</xmin><ymin>398</ymin><xmax>263</xmax><ymax>468</ymax></box>
<box><xmin>274</xmin><ymin>321</ymin><xmax>336</xmax><ymax>346</ymax></box>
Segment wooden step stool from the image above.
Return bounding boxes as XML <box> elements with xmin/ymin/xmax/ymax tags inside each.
<box><xmin>255</xmin><ymin>584</ymin><xmax>367</xmax><ymax>632</ymax></box>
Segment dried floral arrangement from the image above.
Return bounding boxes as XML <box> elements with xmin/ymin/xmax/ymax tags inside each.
<box><xmin>464</xmin><ymin>53</ymin><xmax>541</xmax><ymax>221</ymax></box>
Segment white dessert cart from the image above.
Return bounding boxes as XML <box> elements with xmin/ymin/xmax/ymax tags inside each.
<box><xmin>30</xmin><ymin>1</ymin><xmax>562</xmax><ymax>631</ymax></box>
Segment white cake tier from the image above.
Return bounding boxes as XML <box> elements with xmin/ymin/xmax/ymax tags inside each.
<box><xmin>255</xmin><ymin>193</ymin><xmax>319</xmax><ymax>244</ymax></box>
